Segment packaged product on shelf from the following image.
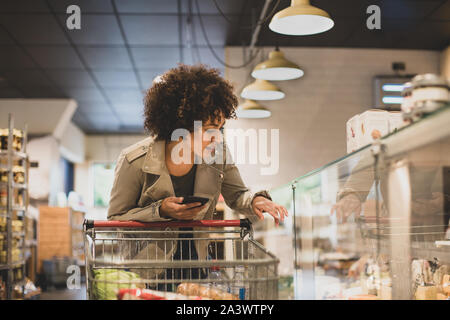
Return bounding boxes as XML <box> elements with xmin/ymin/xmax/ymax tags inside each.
<box><xmin>0</xmin><ymin>250</ymin><xmax>6</xmax><ymax>264</ymax></box>
<box><xmin>11</xmin><ymin>220</ymin><xmax>23</xmax><ymax>233</ymax></box>
<box><xmin>411</xmin><ymin>74</ymin><xmax>449</xmax><ymax>115</ymax></box>
<box><xmin>358</xmin><ymin>109</ymin><xmax>390</xmax><ymax>147</ymax></box>
<box><xmin>12</xmin><ymin>129</ymin><xmax>23</xmax><ymax>152</ymax></box>
<box><xmin>12</xmin><ymin>166</ymin><xmax>24</xmax><ymax>184</ymax></box>
<box><xmin>401</xmin><ymin>82</ymin><xmax>414</xmax><ymax>117</ymax></box>
<box><xmin>346</xmin><ymin>114</ymin><xmax>360</xmax><ymax>153</ymax></box>
<box><xmin>0</xmin><ymin>129</ymin><xmax>23</xmax><ymax>152</ymax></box>
<box><xmin>348</xmin><ymin>294</ymin><xmax>379</xmax><ymax>300</ymax></box>
<box><xmin>0</xmin><ymin>129</ymin><xmax>7</xmax><ymax>151</ymax></box>
<box><xmin>415</xmin><ymin>285</ymin><xmax>437</xmax><ymax>300</ymax></box>
<box><xmin>388</xmin><ymin>111</ymin><xmax>405</xmax><ymax>133</ymax></box>
<box><xmin>0</xmin><ymin>168</ymin><xmax>7</xmax><ymax>183</ymax></box>
<box><xmin>0</xmin><ymin>217</ymin><xmax>5</xmax><ymax>232</ymax></box>
<box><xmin>0</xmin><ymin>190</ymin><xmax>6</xmax><ymax>207</ymax></box>
<box><xmin>412</xmin><ymin>259</ymin><xmax>433</xmax><ymax>291</ymax></box>
<box><xmin>443</xmin><ymin>274</ymin><xmax>450</xmax><ymax>296</ymax></box>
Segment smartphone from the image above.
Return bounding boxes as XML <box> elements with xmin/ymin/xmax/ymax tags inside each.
<box><xmin>180</xmin><ymin>196</ymin><xmax>209</xmax><ymax>206</ymax></box>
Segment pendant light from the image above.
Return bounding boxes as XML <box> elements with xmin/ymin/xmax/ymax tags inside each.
<box><xmin>252</xmin><ymin>47</ymin><xmax>304</xmax><ymax>81</ymax></box>
<box><xmin>236</xmin><ymin>100</ymin><xmax>271</xmax><ymax>119</ymax></box>
<box><xmin>269</xmin><ymin>0</ymin><xmax>334</xmax><ymax>36</ymax></box>
<box><xmin>241</xmin><ymin>79</ymin><xmax>285</xmax><ymax>100</ymax></box>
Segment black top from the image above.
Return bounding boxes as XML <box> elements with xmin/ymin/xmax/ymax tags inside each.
<box><xmin>168</xmin><ymin>165</ymin><xmax>204</xmax><ymax>282</ymax></box>
<box><xmin>170</xmin><ymin>164</ymin><xmax>197</xmax><ymax>198</ymax></box>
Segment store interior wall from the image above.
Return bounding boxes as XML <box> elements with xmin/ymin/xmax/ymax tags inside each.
<box><xmin>224</xmin><ymin>46</ymin><xmax>441</xmax><ymax>192</ymax></box>
<box><xmin>441</xmin><ymin>45</ymin><xmax>450</xmax><ymax>81</ymax></box>
<box><xmin>73</xmin><ymin>134</ymin><xmax>145</xmax><ymax>219</ymax></box>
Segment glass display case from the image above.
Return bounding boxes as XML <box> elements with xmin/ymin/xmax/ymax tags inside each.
<box><xmin>271</xmin><ymin>105</ymin><xmax>450</xmax><ymax>300</ymax></box>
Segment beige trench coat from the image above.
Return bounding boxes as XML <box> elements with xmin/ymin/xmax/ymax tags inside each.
<box><xmin>107</xmin><ymin>136</ymin><xmax>270</xmax><ymax>278</ymax></box>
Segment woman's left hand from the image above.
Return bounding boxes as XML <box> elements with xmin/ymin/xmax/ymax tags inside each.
<box><xmin>252</xmin><ymin>196</ymin><xmax>288</xmax><ymax>226</ymax></box>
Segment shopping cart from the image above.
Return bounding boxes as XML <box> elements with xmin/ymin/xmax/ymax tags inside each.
<box><xmin>83</xmin><ymin>219</ymin><xmax>279</xmax><ymax>300</ymax></box>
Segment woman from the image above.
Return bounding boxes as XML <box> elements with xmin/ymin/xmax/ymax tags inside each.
<box><xmin>107</xmin><ymin>64</ymin><xmax>287</xmax><ymax>288</ymax></box>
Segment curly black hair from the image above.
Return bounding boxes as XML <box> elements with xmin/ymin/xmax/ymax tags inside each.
<box><xmin>143</xmin><ymin>64</ymin><xmax>238</xmax><ymax>140</ymax></box>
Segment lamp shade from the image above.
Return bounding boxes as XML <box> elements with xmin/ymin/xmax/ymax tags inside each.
<box><xmin>241</xmin><ymin>79</ymin><xmax>285</xmax><ymax>100</ymax></box>
<box><xmin>269</xmin><ymin>0</ymin><xmax>334</xmax><ymax>36</ymax></box>
<box><xmin>252</xmin><ymin>49</ymin><xmax>304</xmax><ymax>81</ymax></box>
<box><xmin>236</xmin><ymin>100</ymin><xmax>271</xmax><ymax>119</ymax></box>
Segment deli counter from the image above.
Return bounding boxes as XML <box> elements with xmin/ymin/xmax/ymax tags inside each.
<box><xmin>271</xmin><ymin>105</ymin><xmax>450</xmax><ymax>300</ymax></box>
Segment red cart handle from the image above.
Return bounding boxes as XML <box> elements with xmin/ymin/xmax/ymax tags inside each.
<box><xmin>84</xmin><ymin>219</ymin><xmax>251</xmax><ymax>230</ymax></box>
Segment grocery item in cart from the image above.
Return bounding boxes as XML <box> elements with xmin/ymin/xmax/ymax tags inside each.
<box><xmin>118</xmin><ymin>288</ymin><xmax>209</xmax><ymax>300</ymax></box>
<box><xmin>93</xmin><ymin>269</ymin><xmax>143</xmax><ymax>300</ymax></box>
<box><xmin>177</xmin><ymin>282</ymin><xmax>238</xmax><ymax>300</ymax></box>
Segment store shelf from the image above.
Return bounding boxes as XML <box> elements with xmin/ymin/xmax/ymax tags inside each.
<box><xmin>0</xmin><ymin>150</ymin><xmax>28</xmax><ymax>160</ymax></box>
<box><xmin>0</xmin><ymin>260</ymin><xmax>26</xmax><ymax>270</ymax></box>
<box><xmin>0</xmin><ymin>206</ymin><xmax>27</xmax><ymax>213</ymax></box>
<box><xmin>0</xmin><ymin>182</ymin><xmax>27</xmax><ymax>189</ymax></box>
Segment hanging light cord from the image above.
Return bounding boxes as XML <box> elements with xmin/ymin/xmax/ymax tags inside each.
<box><xmin>211</xmin><ymin>0</ymin><xmax>281</xmax><ymax>28</ymax></box>
<box><xmin>194</xmin><ymin>0</ymin><xmax>261</xmax><ymax>69</ymax></box>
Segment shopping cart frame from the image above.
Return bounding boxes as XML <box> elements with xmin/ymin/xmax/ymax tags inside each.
<box><xmin>83</xmin><ymin>219</ymin><xmax>279</xmax><ymax>300</ymax></box>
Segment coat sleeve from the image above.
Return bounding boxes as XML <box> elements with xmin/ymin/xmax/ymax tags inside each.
<box><xmin>219</xmin><ymin>145</ymin><xmax>271</xmax><ymax>224</ymax></box>
<box><xmin>107</xmin><ymin>151</ymin><xmax>171</xmax><ymax>222</ymax></box>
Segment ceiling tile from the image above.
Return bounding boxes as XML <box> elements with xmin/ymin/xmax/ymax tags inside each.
<box><xmin>93</xmin><ymin>70</ymin><xmax>139</xmax><ymax>88</ymax></box>
<box><xmin>182</xmin><ymin>0</ymin><xmax>245</xmax><ymax>14</ymax></box>
<box><xmin>57</xmin><ymin>14</ymin><xmax>125</xmax><ymax>45</ymax></box>
<box><xmin>0</xmin><ymin>14</ymin><xmax>69</xmax><ymax>45</ymax></box>
<box><xmin>428</xmin><ymin>0</ymin><xmax>450</xmax><ymax>20</ymax></box>
<box><xmin>71</xmin><ymin>110</ymin><xmax>91</xmax><ymax>132</ymax></box>
<box><xmin>78</xmin><ymin>46</ymin><xmax>133</xmax><ymax>69</ymax></box>
<box><xmin>105</xmin><ymin>88</ymin><xmax>145</xmax><ymax>105</ymax></box>
<box><xmin>121</xmin><ymin>15</ymin><xmax>179</xmax><ymax>45</ymax></box>
<box><xmin>84</xmin><ymin>113</ymin><xmax>121</xmax><ymax>128</ymax></box>
<box><xmin>113</xmin><ymin>103</ymin><xmax>144</xmax><ymax>116</ymax></box>
<box><xmin>119</xmin><ymin>116</ymin><xmax>144</xmax><ymax>127</ymax></box>
<box><xmin>0</xmin><ymin>46</ymin><xmax>36</xmax><ymax>68</ymax></box>
<box><xmin>182</xmin><ymin>15</ymin><xmax>227</xmax><ymax>47</ymax></box>
<box><xmin>26</xmin><ymin>45</ymin><xmax>84</xmax><ymax>68</ymax></box>
<box><xmin>115</xmin><ymin>0</ymin><xmax>178</xmax><ymax>13</ymax></box>
<box><xmin>381</xmin><ymin>0</ymin><xmax>443</xmax><ymax>19</ymax></box>
<box><xmin>0</xmin><ymin>86</ymin><xmax>24</xmax><ymax>98</ymax></box>
<box><xmin>182</xmin><ymin>47</ymin><xmax>224</xmax><ymax>69</ymax></box>
<box><xmin>138</xmin><ymin>69</ymin><xmax>167</xmax><ymax>87</ymax></box>
<box><xmin>0</xmin><ymin>69</ymin><xmax>54</xmax><ymax>86</ymax></box>
<box><xmin>131</xmin><ymin>47</ymin><xmax>180</xmax><ymax>69</ymax></box>
<box><xmin>0</xmin><ymin>0</ymin><xmax>50</xmax><ymax>13</ymax></box>
<box><xmin>0</xmin><ymin>27</ymin><xmax>15</xmax><ymax>44</ymax></box>
<box><xmin>61</xmin><ymin>87</ymin><xmax>106</xmax><ymax>102</ymax></box>
<box><xmin>48</xmin><ymin>0</ymin><xmax>113</xmax><ymax>13</ymax></box>
<box><xmin>46</xmin><ymin>69</ymin><xmax>96</xmax><ymax>87</ymax></box>
<box><xmin>78</xmin><ymin>101</ymin><xmax>114</xmax><ymax>114</ymax></box>
<box><xmin>20</xmin><ymin>86</ymin><xmax>66</xmax><ymax>98</ymax></box>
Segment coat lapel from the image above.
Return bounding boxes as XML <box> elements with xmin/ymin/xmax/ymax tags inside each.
<box><xmin>141</xmin><ymin>139</ymin><xmax>175</xmax><ymax>200</ymax></box>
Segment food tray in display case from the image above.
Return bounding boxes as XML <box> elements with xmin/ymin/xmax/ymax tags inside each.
<box><xmin>271</xmin><ymin>105</ymin><xmax>450</xmax><ymax>300</ymax></box>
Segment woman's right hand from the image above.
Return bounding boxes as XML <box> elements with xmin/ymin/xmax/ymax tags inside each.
<box><xmin>159</xmin><ymin>197</ymin><xmax>207</xmax><ymax>220</ymax></box>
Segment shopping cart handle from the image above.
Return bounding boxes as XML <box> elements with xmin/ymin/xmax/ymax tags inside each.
<box><xmin>84</xmin><ymin>219</ymin><xmax>251</xmax><ymax>230</ymax></box>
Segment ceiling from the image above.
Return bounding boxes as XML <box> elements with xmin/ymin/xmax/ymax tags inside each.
<box><xmin>0</xmin><ymin>0</ymin><xmax>448</xmax><ymax>134</ymax></box>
